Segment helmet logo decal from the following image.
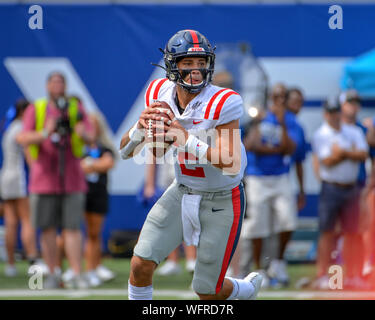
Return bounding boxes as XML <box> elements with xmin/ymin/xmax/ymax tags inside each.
<box><xmin>188</xmin><ymin>47</ymin><xmax>205</xmax><ymax>52</ymax></box>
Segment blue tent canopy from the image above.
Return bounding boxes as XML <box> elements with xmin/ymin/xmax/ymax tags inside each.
<box><xmin>341</xmin><ymin>48</ymin><xmax>375</xmax><ymax>98</ymax></box>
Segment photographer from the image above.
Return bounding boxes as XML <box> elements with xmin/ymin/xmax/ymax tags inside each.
<box><xmin>17</xmin><ymin>72</ymin><xmax>94</xmax><ymax>289</ymax></box>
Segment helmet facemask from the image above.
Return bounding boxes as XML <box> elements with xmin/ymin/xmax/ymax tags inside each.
<box><xmin>170</xmin><ymin>56</ymin><xmax>214</xmax><ymax>94</ymax></box>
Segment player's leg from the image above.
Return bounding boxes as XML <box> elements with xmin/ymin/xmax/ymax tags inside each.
<box><xmin>129</xmin><ymin>182</ymin><xmax>183</xmax><ymax>299</ymax></box>
<box><xmin>193</xmin><ymin>183</ymin><xmax>262</xmax><ymax>300</ymax></box>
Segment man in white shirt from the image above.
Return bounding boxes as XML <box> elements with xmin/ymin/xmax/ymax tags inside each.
<box><xmin>312</xmin><ymin>98</ymin><xmax>368</xmax><ymax>289</ymax></box>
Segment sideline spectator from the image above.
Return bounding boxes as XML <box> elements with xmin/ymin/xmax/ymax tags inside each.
<box><xmin>311</xmin><ymin>98</ymin><xmax>368</xmax><ymax>290</ymax></box>
<box><xmin>17</xmin><ymin>72</ymin><xmax>94</xmax><ymax>289</ymax></box>
<box><xmin>61</xmin><ymin>111</ymin><xmax>117</xmax><ymax>286</ymax></box>
<box><xmin>339</xmin><ymin>90</ymin><xmax>369</xmax><ymax>280</ymax></box>
<box><xmin>340</xmin><ymin>90</ymin><xmax>371</xmax><ymax>188</ymax></box>
<box><xmin>241</xmin><ymin>83</ymin><xmax>298</xmax><ymax>287</ymax></box>
<box><xmin>82</xmin><ymin>112</ymin><xmax>116</xmax><ymax>287</ymax></box>
<box><xmin>286</xmin><ymin>87</ymin><xmax>309</xmax><ymax>211</ymax></box>
<box><xmin>358</xmin><ymin>94</ymin><xmax>375</xmax><ymax>279</ymax></box>
<box><xmin>0</xmin><ymin>98</ymin><xmax>38</xmax><ymax>277</ymax></box>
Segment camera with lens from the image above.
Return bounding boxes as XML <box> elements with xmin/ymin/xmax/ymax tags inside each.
<box><xmin>55</xmin><ymin>96</ymin><xmax>71</xmax><ymax>137</ymax></box>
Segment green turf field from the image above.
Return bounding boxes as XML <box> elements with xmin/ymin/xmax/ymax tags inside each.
<box><xmin>0</xmin><ymin>258</ymin><xmax>373</xmax><ymax>300</ymax></box>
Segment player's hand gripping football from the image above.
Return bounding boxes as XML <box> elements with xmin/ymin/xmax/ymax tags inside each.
<box><xmin>137</xmin><ymin>101</ymin><xmax>171</xmax><ymax>130</ymax></box>
<box><xmin>152</xmin><ymin>106</ymin><xmax>189</xmax><ymax>146</ymax></box>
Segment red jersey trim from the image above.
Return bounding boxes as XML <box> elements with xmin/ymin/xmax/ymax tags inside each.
<box><xmin>213</xmin><ymin>91</ymin><xmax>239</xmax><ymax>120</ymax></box>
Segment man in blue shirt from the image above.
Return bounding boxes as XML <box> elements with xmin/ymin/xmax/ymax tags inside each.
<box><xmin>286</xmin><ymin>88</ymin><xmax>310</xmax><ymax>212</ymax></box>
<box><xmin>241</xmin><ymin>83</ymin><xmax>299</xmax><ymax>287</ymax></box>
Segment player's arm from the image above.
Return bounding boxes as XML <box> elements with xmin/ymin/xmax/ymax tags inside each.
<box><xmin>205</xmin><ymin>119</ymin><xmax>241</xmax><ymax>175</ymax></box>
<box><xmin>119</xmin><ymin>122</ymin><xmax>145</xmax><ymax>160</ymax></box>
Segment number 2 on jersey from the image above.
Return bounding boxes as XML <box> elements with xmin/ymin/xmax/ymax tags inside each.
<box><xmin>178</xmin><ymin>152</ymin><xmax>206</xmax><ymax>178</ymax></box>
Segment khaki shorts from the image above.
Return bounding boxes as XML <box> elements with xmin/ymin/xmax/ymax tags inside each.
<box><xmin>133</xmin><ymin>181</ymin><xmax>246</xmax><ymax>295</ymax></box>
<box><xmin>30</xmin><ymin>193</ymin><xmax>85</xmax><ymax>230</ymax></box>
<box><xmin>241</xmin><ymin>174</ymin><xmax>297</xmax><ymax>239</ymax></box>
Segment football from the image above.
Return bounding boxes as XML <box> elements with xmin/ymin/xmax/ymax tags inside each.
<box><xmin>145</xmin><ymin>101</ymin><xmax>174</xmax><ymax>157</ymax></box>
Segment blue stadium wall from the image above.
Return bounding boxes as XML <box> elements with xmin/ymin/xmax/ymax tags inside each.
<box><xmin>0</xmin><ymin>3</ymin><xmax>374</xmax><ymax>251</ymax></box>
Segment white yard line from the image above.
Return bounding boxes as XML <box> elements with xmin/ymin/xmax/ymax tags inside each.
<box><xmin>0</xmin><ymin>289</ymin><xmax>375</xmax><ymax>299</ymax></box>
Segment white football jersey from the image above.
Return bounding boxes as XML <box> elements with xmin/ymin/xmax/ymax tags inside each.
<box><xmin>144</xmin><ymin>78</ymin><xmax>247</xmax><ymax>192</ymax></box>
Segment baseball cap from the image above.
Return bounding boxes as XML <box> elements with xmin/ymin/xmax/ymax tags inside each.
<box><xmin>339</xmin><ymin>89</ymin><xmax>361</xmax><ymax>105</ymax></box>
<box><xmin>323</xmin><ymin>96</ymin><xmax>341</xmax><ymax>112</ymax></box>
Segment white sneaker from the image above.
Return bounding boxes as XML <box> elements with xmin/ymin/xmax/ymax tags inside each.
<box><xmin>156</xmin><ymin>260</ymin><xmax>182</xmax><ymax>276</ymax></box>
<box><xmin>96</xmin><ymin>265</ymin><xmax>115</xmax><ymax>282</ymax></box>
<box><xmin>27</xmin><ymin>259</ymin><xmax>50</xmax><ymax>276</ymax></box>
<box><xmin>256</xmin><ymin>269</ymin><xmax>270</xmax><ymax>288</ymax></box>
<box><xmin>244</xmin><ymin>272</ymin><xmax>263</xmax><ymax>300</ymax></box>
<box><xmin>363</xmin><ymin>261</ymin><xmax>373</xmax><ymax>277</ymax></box>
<box><xmin>54</xmin><ymin>266</ymin><xmax>62</xmax><ymax>278</ymax></box>
<box><xmin>86</xmin><ymin>271</ymin><xmax>102</xmax><ymax>287</ymax></box>
<box><xmin>76</xmin><ymin>275</ymin><xmax>90</xmax><ymax>290</ymax></box>
<box><xmin>185</xmin><ymin>259</ymin><xmax>196</xmax><ymax>273</ymax></box>
<box><xmin>64</xmin><ymin>274</ymin><xmax>89</xmax><ymax>290</ymax></box>
<box><xmin>44</xmin><ymin>274</ymin><xmax>61</xmax><ymax>289</ymax></box>
<box><xmin>27</xmin><ymin>259</ymin><xmax>52</xmax><ymax>276</ymax></box>
<box><xmin>311</xmin><ymin>275</ymin><xmax>330</xmax><ymax>290</ymax></box>
<box><xmin>62</xmin><ymin>268</ymin><xmax>75</xmax><ymax>283</ymax></box>
<box><xmin>268</xmin><ymin>259</ymin><xmax>289</xmax><ymax>285</ymax></box>
<box><xmin>5</xmin><ymin>264</ymin><xmax>17</xmax><ymax>277</ymax></box>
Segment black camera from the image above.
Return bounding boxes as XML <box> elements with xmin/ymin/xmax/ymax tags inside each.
<box><xmin>55</xmin><ymin>97</ymin><xmax>71</xmax><ymax>137</ymax></box>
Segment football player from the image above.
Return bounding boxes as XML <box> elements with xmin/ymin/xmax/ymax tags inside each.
<box><xmin>120</xmin><ymin>30</ymin><xmax>262</xmax><ymax>300</ymax></box>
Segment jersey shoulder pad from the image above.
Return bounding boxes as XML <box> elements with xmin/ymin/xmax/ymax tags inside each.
<box><xmin>203</xmin><ymin>86</ymin><xmax>242</xmax><ymax>122</ymax></box>
<box><xmin>144</xmin><ymin>78</ymin><xmax>171</xmax><ymax>107</ymax></box>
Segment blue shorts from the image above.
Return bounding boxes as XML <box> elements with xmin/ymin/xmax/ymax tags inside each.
<box><xmin>318</xmin><ymin>182</ymin><xmax>360</xmax><ymax>233</ymax></box>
